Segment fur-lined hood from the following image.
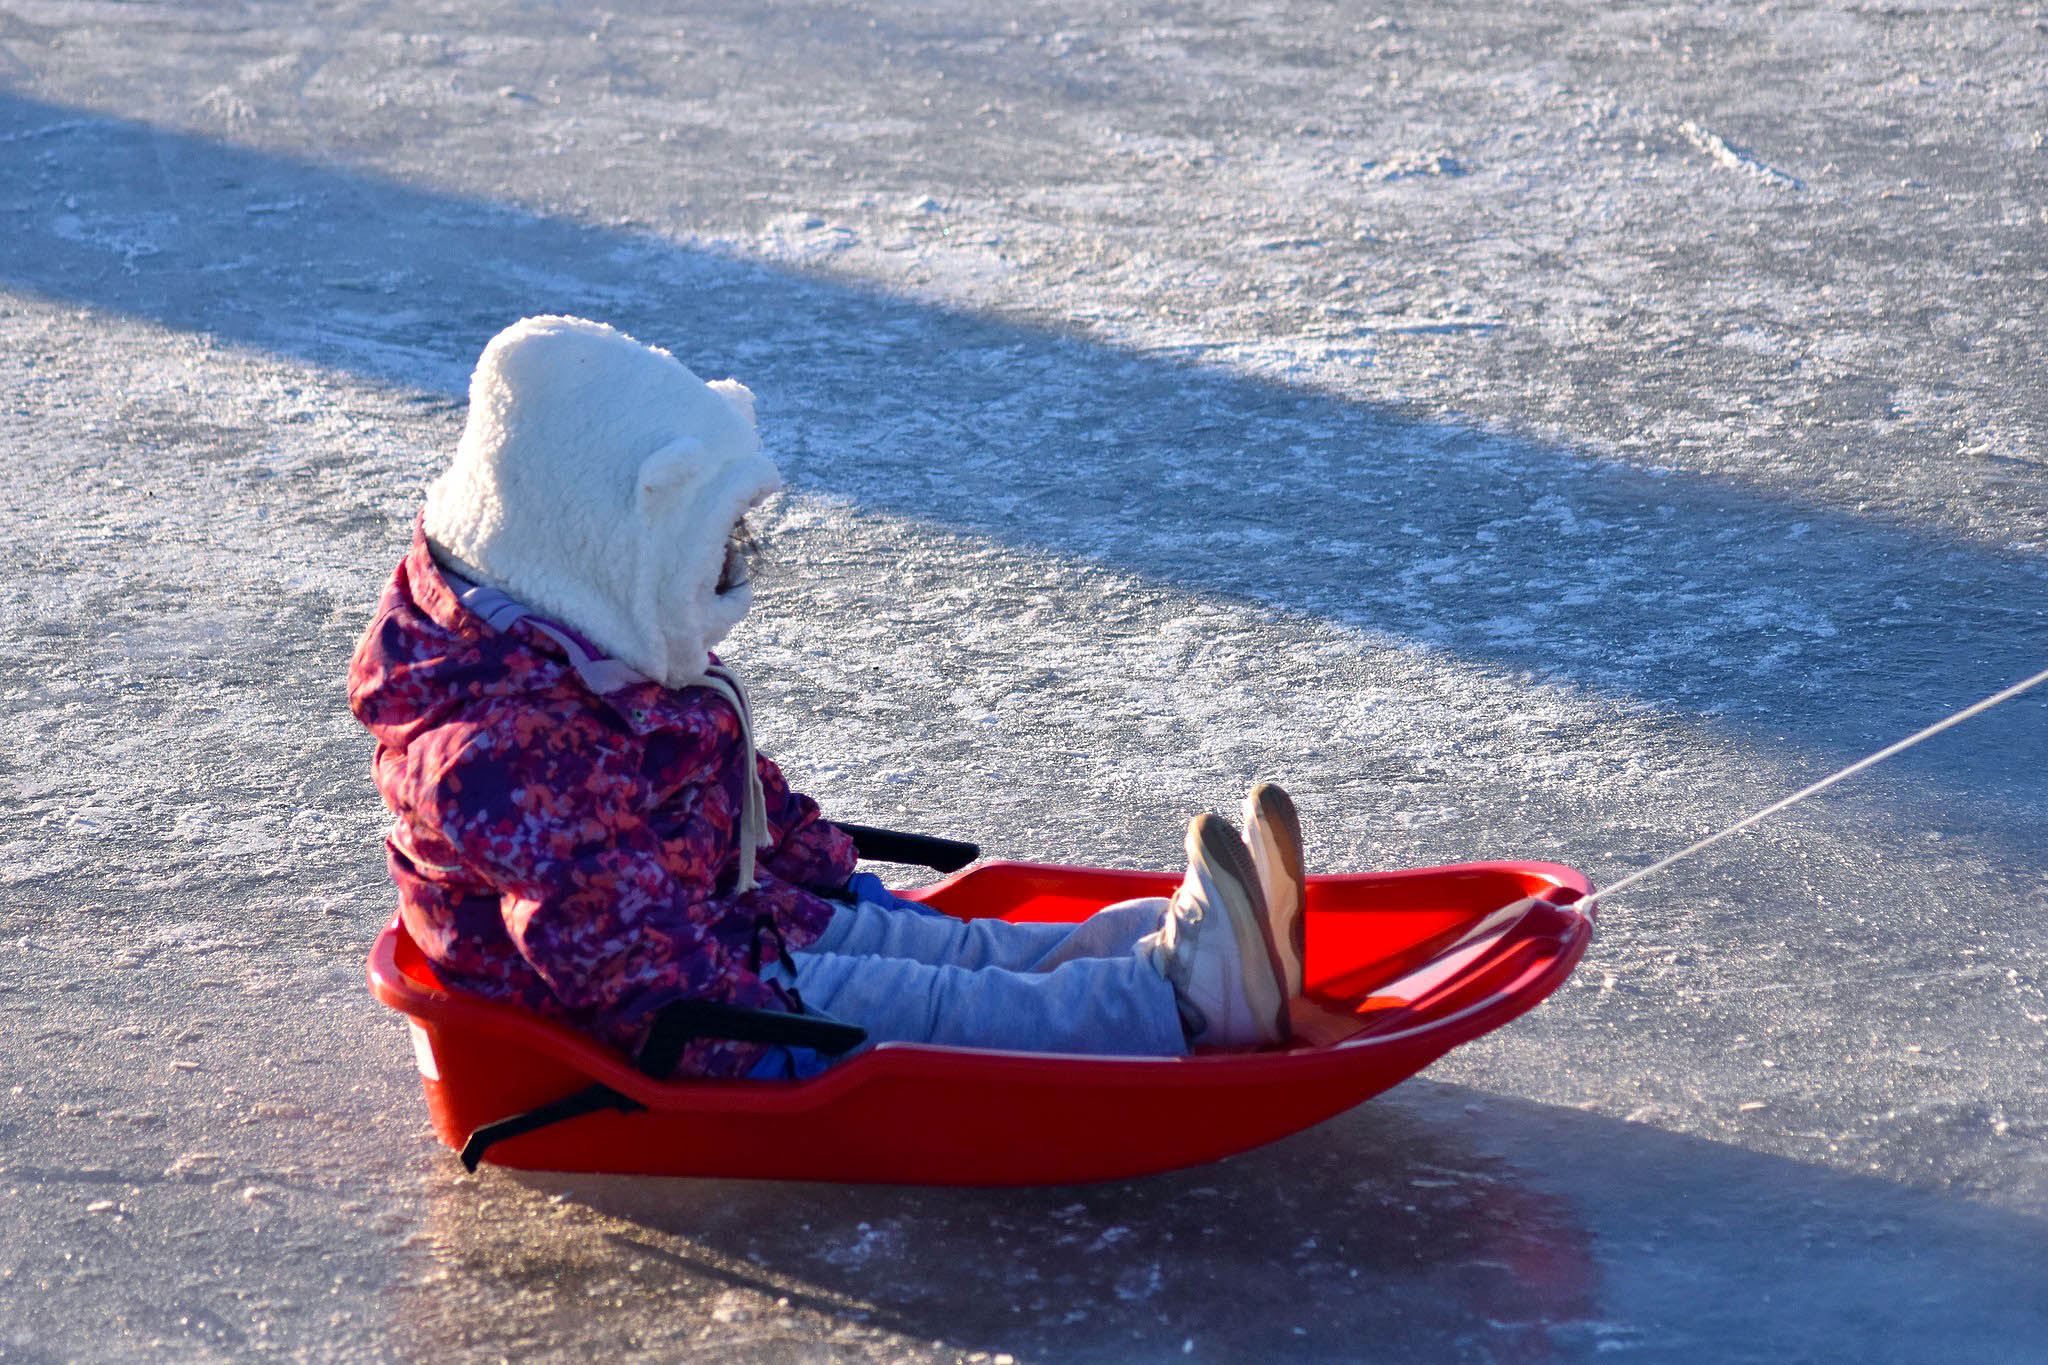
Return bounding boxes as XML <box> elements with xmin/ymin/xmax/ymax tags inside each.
<box><xmin>421</xmin><ymin>315</ymin><xmax>777</xmax><ymax>688</ymax></box>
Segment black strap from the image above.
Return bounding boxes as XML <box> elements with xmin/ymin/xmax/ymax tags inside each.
<box><xmin>455</xmin><ymin>999</ymin><xmax>869</xmax><ymax>1171</ymax></box>
<box><xmin>833</xmin><ymin>822</ymin><xmax>979</xmax><ymax>872</ymax></box>
<box><xmin>458</xmin><ymin>1083</ymin><xmax>644</xmax><ymax>1172</ymax></box>
<box><xmin>636</xmin><ymin>999</ymin><xmax>867</xmax><ymax>1077</ymax></box>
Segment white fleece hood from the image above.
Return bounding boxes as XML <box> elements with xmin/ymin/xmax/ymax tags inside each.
<box><xmin>422</xmin><ymin>316</ymin><xmax>779</xmax><ymax>689</ymax></box>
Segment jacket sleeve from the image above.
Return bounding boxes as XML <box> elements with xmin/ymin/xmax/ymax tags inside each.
<box><xmin>756</xmin><ymin>751</ymin><xmax>859</xmax><ymax>893</ymax></box>
<box><xmin>400</xmin><ymin>706</ymin><xmax>805</xmax><ymax>1024</ymax></box>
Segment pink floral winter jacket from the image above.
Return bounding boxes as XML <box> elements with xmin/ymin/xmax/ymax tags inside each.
<box><xmin>348</xmin><ymin>528</ymin><xmax>856</xmax><ymax>1078</ymax></box>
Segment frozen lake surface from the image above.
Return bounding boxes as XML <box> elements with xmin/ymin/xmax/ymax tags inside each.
<box><xmin>2</xmin><ymin>2</ymin><xmax>2044</xmax><ymax>1359</ymax></box>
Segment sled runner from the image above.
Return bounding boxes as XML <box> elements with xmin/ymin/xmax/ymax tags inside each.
<box><xmin>366</xmin><ymin>834</ymin><xmax>1592</xmax><ymax>1186</ymax></box>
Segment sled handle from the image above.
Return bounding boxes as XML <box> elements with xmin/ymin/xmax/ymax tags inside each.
<box><xmin>833</xmin><ymin>822</ymin><xmax>979</xmax><ymax>873</ymax></box>
<box><xmin>635</xmin><ymin>998</ymin><xmax>868</xmax><ymax>1077</ymax></box>
<box><xmin>459</xmin><ymin>1084</ymin><xmax>643</xmax><ymax>1172</ymax></box>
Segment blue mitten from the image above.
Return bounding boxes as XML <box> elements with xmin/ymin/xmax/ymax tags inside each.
<box><xmin>845</xmin><ymin>870</ymin><xmax>950</xmax><ymax>918</ymax></box>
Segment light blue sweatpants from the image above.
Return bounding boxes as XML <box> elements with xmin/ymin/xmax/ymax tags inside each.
<box><xmin>762</xmin><ymin>894</ymin><xmax>1187</xmax><ymax>1068</ymax></box>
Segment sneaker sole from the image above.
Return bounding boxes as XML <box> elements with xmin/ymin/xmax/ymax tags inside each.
<box><xmin>1245</xmin><ymin>783</ymin><xmax>1307</xmax><ymax>997</ymax></box>
<box><xmin>1191</xmin><ymin>814</ymin><xmax>1293</xmax><ymax>1045</ymax></box>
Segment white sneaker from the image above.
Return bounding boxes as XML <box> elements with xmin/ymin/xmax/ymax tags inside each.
<box><xmin>1241</xmin><ymin>782</ymin><xmax>1307</xmax><ymax>999</ymax></box>
<box><xmin>1143</xmin><ymin>813</ymin><xmax>1292</xmax><ymax>1049</ymax></box>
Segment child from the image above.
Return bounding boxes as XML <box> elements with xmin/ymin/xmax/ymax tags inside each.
<box><xmin>349</xmin><ymin>316</ymin><xmax>1309</xmax><ymax>1079</ymax></box>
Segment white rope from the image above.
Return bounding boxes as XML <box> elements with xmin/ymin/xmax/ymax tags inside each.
<box><xmin>1585</xmin><ymin>664</ymin><xmax>2048</xmax><ymax>909</ymax></box>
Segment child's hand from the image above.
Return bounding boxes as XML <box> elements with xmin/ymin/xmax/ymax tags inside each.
<box><xmin>843</xmin><ymin>871</ymin><xmax>949</xmax><ymax>918</ymax></box>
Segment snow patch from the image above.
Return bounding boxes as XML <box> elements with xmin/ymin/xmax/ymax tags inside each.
<box><xmin>1677</xmin><ymin>121</ymin><xmax>1804</xmax><ymax>190</ymax></box>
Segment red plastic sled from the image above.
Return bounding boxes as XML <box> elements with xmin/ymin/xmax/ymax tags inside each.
<box><xmin>366</xmin><ymin>859</ymin><xmax>1593</xmax><ymax>1186</ymax></box>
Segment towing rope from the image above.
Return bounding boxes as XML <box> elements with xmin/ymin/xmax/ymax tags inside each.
<box><xmin>1584</xmin><ymin>664</ymin><xmax>2048</xmax><ymax>911</ymax></box>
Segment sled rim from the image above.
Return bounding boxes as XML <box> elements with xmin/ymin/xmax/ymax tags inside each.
<box><xmin>366</xmin><ymin>859</ymin><xmax>1593</xmax><ymax>1117</ymax></box>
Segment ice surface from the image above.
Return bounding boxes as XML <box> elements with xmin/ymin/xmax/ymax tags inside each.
<box><xmin>1</xmin><ymin>1</ymin><xmax>2044</xmax><ymax>1360</ymax></box>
